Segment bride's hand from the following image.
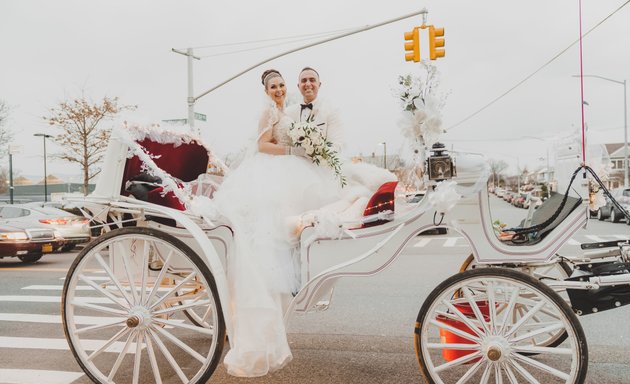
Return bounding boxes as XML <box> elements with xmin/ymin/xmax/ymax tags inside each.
<box><xmin>288</xmin><ymin>146</ymin><xmax>308</xmax><ymax>158</ymax></box>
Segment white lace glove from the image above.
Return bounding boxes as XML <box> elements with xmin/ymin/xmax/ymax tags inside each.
<box><xmin>287</xmin><ymin>146</ymin><xmax>308</xmax><ymax>158</ymax></box>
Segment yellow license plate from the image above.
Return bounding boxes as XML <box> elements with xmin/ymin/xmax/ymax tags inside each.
<box><xmin>42</xmin><ymin>243</ymin><xmax>53</xmax><ymax>253</ymax></box>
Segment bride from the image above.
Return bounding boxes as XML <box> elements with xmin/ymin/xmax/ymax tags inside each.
<box><xmin>213</xmin><ymin>69</ymin><xmax>344</xmax><ymax>377</ymax></box>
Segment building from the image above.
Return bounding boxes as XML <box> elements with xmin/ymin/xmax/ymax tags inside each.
<box><xmin>605</xmin><ymin>143</ymin><xmax>630</xmax><ymax>189</ymax></box>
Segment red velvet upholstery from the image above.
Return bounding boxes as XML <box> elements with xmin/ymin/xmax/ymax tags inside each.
<box><xmin>147</xmin><ymin>187</ymin><xmax>187</xmax><ymax>211</ymax></box>
<box><xmin>362</xmin><ymin>181</ymin><xmax>398</xmax><ymax>228</ymax></box>
<box><xmin>121</xmin><ymin>139</ymin><xmax>209</xmax><ymax>196</ymax></box>
<box><xmin>121</xmin><ymin>139</ymin><xmax>209</xmax><ymax>212</ymax></box>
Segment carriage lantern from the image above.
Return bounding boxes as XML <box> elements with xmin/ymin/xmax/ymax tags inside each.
<box><xmin>427</xmin><ymin>142</ymin><xmax>456</xmax><ymax>181</ymax></box>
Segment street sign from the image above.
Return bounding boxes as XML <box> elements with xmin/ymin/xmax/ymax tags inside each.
<box><xmin>8</xmin><ymin>145</ymin><xmax>22</xmax><ymax>155</ymax></box>
<box><xmin>162</xmin><ymin>119</ymin><xmax>188</xmax><ymax>125</ymax></box>
<box><xmin>194</xmin><ymin>112</ymin><xmax>207</xmax><ymax>122</ymax></box>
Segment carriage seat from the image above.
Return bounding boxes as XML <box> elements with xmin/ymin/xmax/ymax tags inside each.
<box><xmin>361</xmin><ymin>181</ymin><xmax>398</xmax><ymax>228</ymax></box>
<box><xmin>508</xmin><ymin>193</ymin><xmax>583</xmax><ymax>245</ymax></box>
<box><xmin>122</xmin><ymin>138</ymin><xmax>210</xmax><ymax>211</ymax></box>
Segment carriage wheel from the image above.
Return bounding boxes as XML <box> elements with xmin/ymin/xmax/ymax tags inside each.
<box><xmin>62</xmin><ymin>227</ymin><xmax>226</xmax><ymax>384</ymax></box>
<box><xmin>415</xmin><ymin>268</ymin><xmax>587</xmax><ymax>384</ymax></box>
<box><xmin>459</xmin><ymin>254</ymin><xmax>572</xmax><ymax>350</ymax></box>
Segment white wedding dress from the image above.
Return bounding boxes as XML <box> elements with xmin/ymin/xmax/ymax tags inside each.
<box><xmin>213</xmin><ymin>112</ymin><xmax>343</xmax><ymax>377</ymax></box>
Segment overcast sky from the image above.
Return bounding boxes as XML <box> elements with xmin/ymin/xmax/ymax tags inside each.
<box><xmin>1</xmin><ymin>0</ymin><xmax>629</xmax><ymax>182</ymax></box>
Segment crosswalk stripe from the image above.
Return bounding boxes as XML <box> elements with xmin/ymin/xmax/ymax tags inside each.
<box><xmin>443</xmin><ymin>237</ymin><xmax>464</xmax><ymax>247</ymax></box>
<box><xmin>0</xmin><ymin>295</ymin><xmax>114</xmax><ymax>304</ymax></box>
<box><xmin>0</xmin><ymin>336</ymin><xmax>139</xmax><ymax>353</ymax></box>
<box><xmin>566</xmin><ymin>238</ymin><xmax>581</xmax><ymax>246</ymax></box>
<box><xmin>0</xmin><ymin>369</ymin><xmax>83</xmax><ymax>384</ymax></box>
<box><xmin>413</xmin><ymin>238</ymin><xmax>432</xmax><ymax>247</ymax></box>
<box><xmin>22</xmin><ymin>285</ymin><xmax>170</xmax><ymax>292</ymax></box>
<box><xmin>585</xmin><ymin>235</ymin><xmax>608</xmax><ymax>242</ymax></box>
<box><xmin>0</xmin><ymin>313</ymin><xmax>123</xmax><ymax>325</ymax></box>
<box><xmin>60</xmin><ymin>276</ymin><xmax>111</xmax><ymax>281</ymax></box>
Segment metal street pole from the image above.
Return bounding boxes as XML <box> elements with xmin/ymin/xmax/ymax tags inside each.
<box><xmin>573</xmin><ymin>75</ymin><xmax>628</xmax><ymax>188</ymax></box>
<box><xmin>171</xmin><ymin>48</ymin><xmax>200</xmax><ymax>134</ymax></box>
<box><xmin>379</xmin><ymin>142</ymin><xmax>387</xmax><ymax>169</ymax></box>
<box><xmin>34</xmin><ymin>133</ymin><xmax>53</xmax><ymax>202</ymax></box>
<box><xmin>8</xmin><ymin>153</ymin><xmax>13</xmax><ymax>204</ymax></box>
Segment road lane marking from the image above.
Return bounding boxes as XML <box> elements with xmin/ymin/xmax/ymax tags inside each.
<box><xmin>60</xmin><ymin>276</ymin><xmax>111</xmax><ymax>281</ymax></box>
<box><xmin>0</xmin><ymin>336</ymin><xmax>140</xmax><ymax>353</ymax></box>
<box><xmin>0</xmin><ymin>295</ymin><xmax>115</xmax><ymax>304</ymax></box>
<box><xmin>0</xmin><ymin>369</ymin><xmax>83</xmax><ymax>384</ymax></box>
<box><xmin>22</xmin><ymin>285</ymin><xmax>169</xmax><ymax>292</ymax></box>
<box><xmin>566</xmin><ymin>239</ymin><xmax>581</xmax><ymax>246</ymax></box>
<box><xmin>0</xmin><ymin>313</ymin><xmax>124</xmax><ymax>325</ymax></box>
<box><xmin>443</xmin><ymin>237</ymin><xmax>464</xmax><ymax>247</ymax></box>
<box><xmin>413</xmin><ymin>238</ymin><xmax>432</xmax><ymax>247</ymax></box>
<box><xmin>585</xmin><ymin>235</ymin><xmax>608</xmax><ymax>242</ymax></box>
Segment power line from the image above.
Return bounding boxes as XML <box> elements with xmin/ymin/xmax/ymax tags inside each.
<box><xmin>198</xmin><ymin>31</ymin><xmax>347</xmax><ymax>58</ymax></box>
<box><xmin>448</xmin><ymin>0</ymin><xmax>630</xmax><ymax>131</ymax></box>
<box><xmin>185</xmin><ymin>27</ymin><xmax>355</xmax><ymax>50</ymax></box>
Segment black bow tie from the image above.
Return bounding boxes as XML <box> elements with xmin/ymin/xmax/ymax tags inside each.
<box><xmin>300</xmin><ymin>103</ymin><xmax>313</xmax><ymax>111</ymax></box>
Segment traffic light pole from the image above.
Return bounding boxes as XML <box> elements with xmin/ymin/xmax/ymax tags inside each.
<box><xmin>193</xmin><ymin>9</ymin><xmax>429</xmax><ymax>102</ymax></box>
<box><xmin>172</xmin><ymin>48</ymin><xmax>200</xmax><ymax>133</ymax></box>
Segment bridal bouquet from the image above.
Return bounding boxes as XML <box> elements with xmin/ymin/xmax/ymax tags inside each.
<box><xmin>288</xmin><ymin>117</ymin><xmax>346</xmax><ymax>187</ymax></box>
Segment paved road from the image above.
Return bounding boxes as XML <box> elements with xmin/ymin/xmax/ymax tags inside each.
<box><xmin>1</xmin><ymin>197</ymin><xmax>629</xmax><ymax>383</ymax></box>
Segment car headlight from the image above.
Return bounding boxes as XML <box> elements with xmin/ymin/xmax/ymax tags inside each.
<box><xmin>0</xmin><ymin>232</ymin><xmax>29</xmax><ymax>240</ymax></box>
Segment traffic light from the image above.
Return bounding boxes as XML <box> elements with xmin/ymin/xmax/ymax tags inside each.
<box><xmin>429</xmin><ymin>25</ymin><xmax>445</xmax><ymax>60</ymax></box>
<box><xmin>404</xmin><ymin>27</ymin><xmax>420</xmax><ymax>62</ymax></box>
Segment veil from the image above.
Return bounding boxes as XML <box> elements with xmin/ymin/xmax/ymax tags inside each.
<box><xmin>228</xmin><ymin>96</ymin><xmax>280</xmax><ymax>169</ymax></box>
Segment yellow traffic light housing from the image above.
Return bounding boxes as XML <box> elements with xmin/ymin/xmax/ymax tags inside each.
<box><xmin>429</xmin><ymin>25</ymin><xmax>445</xmax><ymax>60</ymax></box>
<box><xmin>404</xmin><ymin>27</ymin><xmax>420</xmax><ymax>62</ymax></box>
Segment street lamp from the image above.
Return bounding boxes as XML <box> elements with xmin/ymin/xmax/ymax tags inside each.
<box><xmin>379</xmin><ymin>142</ymin><xmax>387</xmax><ymax>169</ymax></box>
<box><xmin>573</xmin><ymin>74</ymin><xmax>628</xmax><ymax>188</ymax></box>
<box><xmin>33</xmin><ymin>133</ymin><xmax>53</xmax><ymax>202</ymax></box>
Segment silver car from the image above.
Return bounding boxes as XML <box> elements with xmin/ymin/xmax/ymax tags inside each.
<box><xmin>0</xmin><ymin>203</ymin><xmax>91</xmax><ymax>251</ymax></box>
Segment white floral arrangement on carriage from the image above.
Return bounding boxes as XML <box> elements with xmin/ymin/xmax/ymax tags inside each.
<box><xmin>288</xmin><ymin>117</ymin><xmax>347</xmax><ymax>187</ymax></box>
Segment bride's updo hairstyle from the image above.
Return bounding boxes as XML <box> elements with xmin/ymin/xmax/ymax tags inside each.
<box><xmin>261</xmin><ymin>69</ymin><xmax>282</xmax><ymax>89</ymax></box>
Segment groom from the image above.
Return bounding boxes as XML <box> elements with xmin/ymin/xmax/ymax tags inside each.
<box><xmin>286</xmin><ymin>67</ymin><xmax>344</xmax><ymax>152</ymax></box>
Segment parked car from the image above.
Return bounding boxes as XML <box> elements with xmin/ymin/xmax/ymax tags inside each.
<box><xmin>596</xmin><ymin>188</ymin><xmax>630</xmax><ymax>224</ymax></box>
<box><xmin>495</xmin><ymin>188</ymin><xmax>505</xmax><ymax>198</ymax></box>
<box><xmin>512</xmin><ymin>193</ymin><xmax>527</xmax><ymax>208</ymax></box>
<box><xmin>0</xmin><ymin>203</ymin><xmax>91</xmax><ymax>251</ymax></box>
<box><xmin>0</xmin><ymin>221</ymin><xmax>65</xmax><ymax>263</ymax></box>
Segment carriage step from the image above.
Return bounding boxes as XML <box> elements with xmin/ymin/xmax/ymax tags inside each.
<box><xmin>567</xmin><ymin>261</ymin><xmax>630</xmax><ymax>315</ymax></box>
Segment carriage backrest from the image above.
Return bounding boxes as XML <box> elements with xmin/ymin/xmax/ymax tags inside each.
<box><xmin>120</xmin><ymin>138</ymin><xmax>209</xmax><ymax>197</ymax></box>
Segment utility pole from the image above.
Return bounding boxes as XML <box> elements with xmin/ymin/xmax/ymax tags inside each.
<box><xmin>171</xmin><ymin>48</ymin><xmax>200</xmax><ymax>133</ymax></box>
<box><xmin>34</xmin><ymin>133</ymin><xmax>53</xmax><ymax>202</ymax></box>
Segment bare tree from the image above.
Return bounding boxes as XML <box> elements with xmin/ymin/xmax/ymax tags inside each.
<box><xmin>488</xmin><ymin>159</ymin><xmax>509</xmax><ymax>187</ymax></box>
<box><xmin>0</xmin><ymin>100</ymin><xmax>13</xmax><ymax>158</ymax></box>
<box><xmin>44</xmin><ymin>96</ymin><xmax>136</xmax><ymax>194</ymax></box>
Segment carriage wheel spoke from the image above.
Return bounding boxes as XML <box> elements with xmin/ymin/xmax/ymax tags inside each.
<box><xmin>116</xmin><ymin>241</ymin><xmax>140</xmax><ymax>305</ymax></box>
<box><xmin>152</xmin><ymin>325</ymin><xmax>206</xmax><ymax>363</ymax></box>
<box><xmin>505</xmin><ymin>299</ymin><xmax>546</xmax><ymax>338</ymax></box>
<box><xmin>71</xmin><ymin>301</ymin><xmax>128</xmax><ymax>316</ymax></box>
<box><xmin>150</xmin><ymin>272</ymin><xmax>198</xmax><ymax>310</ymax></box>
<box><xmin>503</xmin><ymin>362</ymin><xmax>519</xmax><ymax>384</ymax></box>
<box><xmin>512</xmin><ymin>345</ymin><xmax>573</xmax><ymax>355</ymax></box>
<box><xmin>463</xmin><ymin>289</ymin><xmax>491</xmax><ymax>335</ymax></box>
<box><xmin>152</xmin><ymin>318</ymin><xmax>215</xmax><ymax>336</ymax></box>
<box><xmin>95</xmin><ymin>252</ymin><xmax>134</xmax><ymax>307</ymax></box>
<box><xmin>479</xmin><ymin>362</ymin><xmax>492</xmax><ymax>384</ymax></box>
<box><xmin>513</xmin><ymin>352</ymin><xmax>571</xmax><ymax>380</ymax></box>
<box><xmin>434</xmin><ymin>351</ymin><xmax>482</xmax><ymax>372</ymax></box>
<box><xmin>145</xmin><ymin>330</ymin><xmax>163</xmax><ymax>384</ymax></box>
<box><xmin>87</xmin><ymin>327</ymin><xmax>130</xmax><ymax>361</ymax></box>
<box><xmin>140</xmin><ymin>240</ymin><xmax>150</xmax><ymax>305</ymax></box>
<box><xmin>509</xmin><ymin>322</ymin><xmax>565</xmax><ymax>344</ymax></box>
<box><xmin>508</xmin><ymin>359</ymin><xmax>542</xmax><ymax>384</ymax></box>
<box><xmin>152</xmin><ymin>299</ymin><xmax>210</xmax><ymax>316</ymax></box>
<box><xmin>494</xmin><ymin>363</ymin><xmax>503</xmax><ymax>384</ymax></box>
<box><xmin>487</xmin><ymin>282</ymin><xmax>498</xmax><ymax>335</ymax></box>
<box><xmin>79</xmin><ymin>274</ymin><xmax>128</xmax><ymax>310</ymax></box>
<box><xmin>108</xmin><ymin>331</ymin><xmax>136</xmax><ymax>381</ymax></box>
<box><xmin>147</xmin><ymin>328</ymin><xmax>189</xmax><ymax>384</ymax></box>
<box><xmin>429</xmin><ymin>319</ymin><xmax>481</xmax><ymax>344</ymax></box>
<box><xmin>132</xmin><ymin>331</ymin><xmax>143</xmax><ymax>384</ymax></box>
<box><xmin>443</xmin><ymin>299</ymin><xmax>486</xmax><ymax>338</ymax></box>
<box><xmin>145</xmin><ymin>251</ymin><xmax>173</xmax><ymax>306</ymax></box>
<box><xmin>75</xmin><ymin>319</ymin><xmax>126</xmax><ymax>335</ymax></box>
<box><xmin>426</xmin><ymin>343</ymin><xmax>480</xmax><ymax>350</ymax></box>
<box><xmin>455</xmin><ymin>360</ymin><xmax>483</xmax><ymax>384</ymax></box>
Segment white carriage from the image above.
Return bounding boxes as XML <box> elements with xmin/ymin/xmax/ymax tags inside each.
<box><xmin>61</xmin><ymin>125</ymin><xmax>630</xmax><ymax>384</ymax></box>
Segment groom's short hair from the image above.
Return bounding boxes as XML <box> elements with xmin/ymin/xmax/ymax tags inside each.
<box><xmin>300</xmin><ymin>67</ymin><xmax>320</xmax><ymax>80</ymax></box>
